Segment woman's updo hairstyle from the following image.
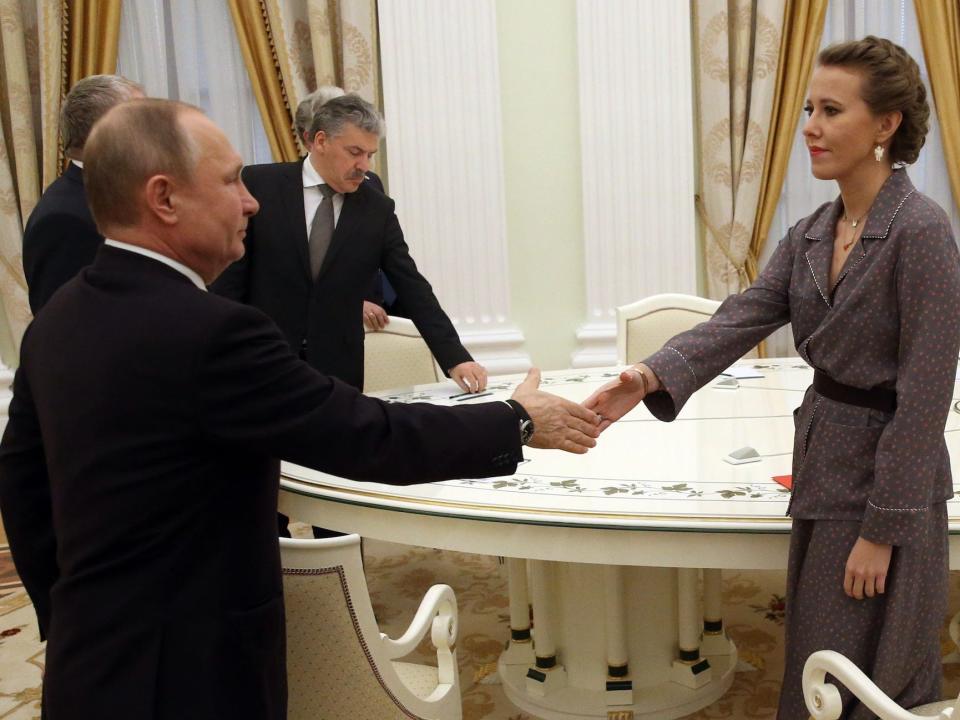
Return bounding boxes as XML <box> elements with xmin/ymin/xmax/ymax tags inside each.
<box><xmin>817</xmin><ymin>35</ymin><xmax>929</xmax><ymax>165</ymax></box>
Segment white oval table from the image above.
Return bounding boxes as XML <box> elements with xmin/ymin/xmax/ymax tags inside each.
<box><xmin>279</xmin><ymin>359</ymin><xmax>960</xmax><ymax>720</ymax></box>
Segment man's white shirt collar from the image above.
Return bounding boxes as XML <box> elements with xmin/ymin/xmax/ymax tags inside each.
<box><xmin>72</xmin><ymin>159</ymin><xmax>84</xmax><ymax>169</ymax></box>
<box><xmin>104</xmin><ymin>239</ymin><xmax>207</xmax><ymax>291</ymax></box>
<box><xmin>302</xmin><ymin>157</ymin><xmax>332</xmax><ymax>192</ymax></box>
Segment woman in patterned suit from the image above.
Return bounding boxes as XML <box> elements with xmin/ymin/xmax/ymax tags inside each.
<box><xmin>586</xmin><ymin>36</ymin><xmax>960</xmax><ymax>719</ymax></box>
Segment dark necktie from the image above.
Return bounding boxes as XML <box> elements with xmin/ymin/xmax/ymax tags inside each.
<box><xmin>309</xmin><ymin>185</ymin><xmax>336</xmax><ymax>278</ymax></box>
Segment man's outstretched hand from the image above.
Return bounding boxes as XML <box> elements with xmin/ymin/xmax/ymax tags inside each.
<box><xmin>511</xmin><ymin>368</ymin><xmax>600</xmax><ymax>454</ymax></box>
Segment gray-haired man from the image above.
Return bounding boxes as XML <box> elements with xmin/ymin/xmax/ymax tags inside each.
<box><xmin>22</xmin><ymin>74</ymin><xmax>142</xmax><ymax>314</ymax></box>
<box><xmin>294</xmin><ymin>85</ymin><xmax>345</xmax><ymax>149</ymax></box>
<box><xmin>293</xmin><ymin>86</ymin><xmax>398</xmax><ymax>327</ymax></box>
<box><xmin>213</xmin><ymin>94</ymin><xmax>488</xmax><ymax>537</ymax></box>
<box><xmin>212</xmin><ymin>94</ymin><xmax>487</xmax><ymax>393</ymax></box>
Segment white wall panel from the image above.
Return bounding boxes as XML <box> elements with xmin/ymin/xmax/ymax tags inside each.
<box><xmin>378</xmin><ymin>0</ymin><xmax>529</xmax><ymax>374</ymax></box>
<box><xmin>573</xmin><ymin>0</ymin><xmax>698</xmax><ymax>367</ymax></box>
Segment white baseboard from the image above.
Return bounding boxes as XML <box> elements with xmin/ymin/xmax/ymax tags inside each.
<box><xmin>460</xmin><ymin>325</ymin><xmax>531</xmax><ymax>376</ymax></box>
<box><xmin>570</xmin><ymin>322</ymin><xmax>617</xmax><ymax>369</ymax></box>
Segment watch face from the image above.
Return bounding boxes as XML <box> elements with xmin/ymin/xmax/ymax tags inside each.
<box><xmin>520</xmin><ymin>419</ymin><xmax>534</xmax><ymax>444</ymax></box>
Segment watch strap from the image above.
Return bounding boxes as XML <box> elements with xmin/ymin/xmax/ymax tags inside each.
<box><xmin>504</xmin><ymin>399</ymin><xmax>531</xmax><ymax>424</ymax></box>
<box><xmin>504</xmin><ymin>399</ymin><xmax>534</xmax><ymax>445</ymax></box>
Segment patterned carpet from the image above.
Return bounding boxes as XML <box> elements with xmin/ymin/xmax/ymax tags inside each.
<box><xmin>2</xmin><ymin>541</ymin><xmax>960</xmax><ymax>719</ymax></box>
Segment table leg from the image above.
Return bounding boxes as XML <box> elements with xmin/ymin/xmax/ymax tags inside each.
<box><xmin>503</xmin><ymin>558</ymin><xmax>535</xmax><ymax>665</ymax></box>
<box><xmin>498</xmin><ymin>563</ymin><xmax>738</xmax><ymax>719</ymax></box>
<box><xmin>603</xmin><ymin>566</ymin><xmax>633</xmax><ymax>706</ymax></box>
<box><xmin>701</xmin><ymin>569</ymin><xmax>732</xmax><ymax>655</ymax></box>
<box><xmin>526</xmin><ymin>560</ymin><xmax>568</xmax><ymax>696</ymax></box>
<box><xmin>671</xmin><ymin>568</ymin><xmax>711</xmax><ymax>689</ymax></box>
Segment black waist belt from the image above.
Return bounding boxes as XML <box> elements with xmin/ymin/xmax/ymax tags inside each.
<box><xmin>813</xmin><ymin>370</ymin><xmax>896</xmax><ymax>413</ymax></box>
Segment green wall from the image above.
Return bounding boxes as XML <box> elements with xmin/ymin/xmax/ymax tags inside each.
<box><xmin>497</xmin><ymin>0</ymin><xmax>585</xmax><ymax>371</ymax></box>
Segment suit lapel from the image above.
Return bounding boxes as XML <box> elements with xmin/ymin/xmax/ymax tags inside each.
<box><xmin>279</xmin><ymin>162</ymin><xmax>312</xmax><ymax>282</ymax></box>
<box><xmin>802</xmin><ymin>171</ymin><xmax>914</xmax><ymax>308</ymax></box>
<box><xmin>317</xmin><ymin>187</ymin><xmax>367</xmax><ymax>281</ymax></box>
<box><xmin>802</xmin><ymin>197</ymin><xmax>842</xmax><ymax>307</ymax></box>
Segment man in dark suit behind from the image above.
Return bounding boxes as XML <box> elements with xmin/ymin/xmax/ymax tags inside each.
<box><xmin>293</xmin><ymin>86</ymin><xmax>399</xmax><ymax>326</ymax></box>
<box><xmin>0</xmin><ymin>99</ymin><xmax>598</xmax><ymax>719</ymax></box>
<box><xmin>211</xmin><ymin>94</ymin><xmax>488</xmax><ymax>394</ymax></box>
<box><xmin>22</xmin><ymin>74</ymin><xmax>141</xmax><ymax>314</ymax></box>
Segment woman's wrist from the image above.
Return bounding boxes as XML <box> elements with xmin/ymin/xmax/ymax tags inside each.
<box><xmin>632</xmin><ymin>363</ymin><xmax>660</xmax><ymax>394</ymax></box>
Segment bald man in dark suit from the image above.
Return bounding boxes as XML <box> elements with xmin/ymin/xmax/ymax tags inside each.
<box><xmin>0</xmin><ymin>99</ymin><xmax>598</xmax><ymax>719</ymax></box>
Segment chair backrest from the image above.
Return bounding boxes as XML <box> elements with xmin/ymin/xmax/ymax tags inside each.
<box><xmin>616</xmin><ymin>293</ymin><xmax>721</xmax><ymax>364</ymax></box>
<box><xmin>363</xmin><ymin>317</ymin><xmax>443</xmax><ymax>393</ymax></box>
<box><xmin>281</xmin><ymin>535</ymin><xmax>459</xmax><ymax>720</ymax></box>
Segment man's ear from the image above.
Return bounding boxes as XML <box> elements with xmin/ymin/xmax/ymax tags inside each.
<box><xmin>144</xmin><ymin>174</ymin><xmax>178</xmax><ymax>226</ymax></box>
<box><xmin>312</xmin><ymin>130</ymin><xmax>327</xmax><ymax>152</ymax></box>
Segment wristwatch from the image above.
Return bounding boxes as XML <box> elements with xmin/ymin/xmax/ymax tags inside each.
<box><xmin>505</xmin><ymin>399</ymin><xmax>535</xmax><ymax>445</ymax></box>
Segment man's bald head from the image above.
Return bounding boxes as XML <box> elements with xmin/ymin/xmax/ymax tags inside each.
<box><xmin>84</xmin><ymin>99</ymin><xmax>200</xmax><ymax>232</ymax></box>
<box><xmin>84</xmin><ymin>98</ymin><xmax>258</xmax><ymax>284</ymax></box>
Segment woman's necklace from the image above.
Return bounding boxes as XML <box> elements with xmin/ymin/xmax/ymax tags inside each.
<box><xmin>843</xmin><ymin>211</ymin><xmax>864</xmax><ymax>228</ymax></box>
<box><xmin>841</xmin><ymin>211</ymin><xmax>866</xmax><ymax>251</ymax></box>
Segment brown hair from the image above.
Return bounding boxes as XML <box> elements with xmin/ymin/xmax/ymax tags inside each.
<box><xmin>817</xmin><ymin>36</ymin><xmax>929</xmax><ymax>165</ymax></box>
<box><xmin>84</xmin><ymin>99</ymin><xmax>200</xmax><ymax>230</ymax></box>
<box><xmin>61</xmin><ymin>74</ymin><xmax>142</xmax><ymax>159</ymax></box>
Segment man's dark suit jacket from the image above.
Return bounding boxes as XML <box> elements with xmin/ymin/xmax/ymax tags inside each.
<box><xmin>211</xmin><ymin>161</ymin><xmax>472</xmax><ymax>389</ymax></box>
<box><xmin>0</xmin><ymin>246</ymin><xmax>520</xmax><ymax>719</ymax></box>
<box><xmin>360</xmin><ymin>173</ymin><xmax>405</xmax><ymax>316</ymax></box>
<box><xmin>22</xmin><ymin>162</ymin><xmax>103</xmax><ymax>314</ymax></box>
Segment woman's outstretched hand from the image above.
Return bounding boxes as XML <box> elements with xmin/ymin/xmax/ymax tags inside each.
<box><xmin>582</xmin><ymin>365</ymin><xmax>657</xmax><ymax>432</ymax></box>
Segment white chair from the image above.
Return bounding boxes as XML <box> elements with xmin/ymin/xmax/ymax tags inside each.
<box><xmin>803</xmin><ymin>649</ymin><xmax>959</xmax><ymax>719</ymax></box>
<box><xmin>363</xmin><ymin>316</ymin><xmax>443</xmax><ymax>393</ymax></box>
<box><xmin>616</xmin><ymin>293</ymin><xmax>722</xmax><ymax>365</ymax></box>
<box><xmin>281</xmin><ymin>535</ymin><xmax>462</xmax><ymax>720</ymax></box>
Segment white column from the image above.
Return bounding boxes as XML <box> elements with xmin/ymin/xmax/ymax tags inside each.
<box><xmin>603</xmin><ymin>566</ymin><xmax>628</xmax><ymax>673</ymax></box>
<box><xmin>603</xmin><ymin>565</ymin><xmax>633</xmax><ymax>705</ymax></box>
<box><xmin>703</xmin><ymin>569</ymin><xmax>723</xmax><ymax>631</ymax></box>
<box><xmin>503</xmin><ymin>558</ymin><xmax>535</xmax><ymax>665</ymax></box>
<box><xmin>528</xmin><ymin>560</ymin><xmax>558</xmax><ymax>665</ymax></box>
<box><xmin>378</xmin><ymin>0</ymin><xmax>530</xmax><ymax>374</ymax></box>
<box><xmin>701</xmin><ymin>568</ymin><xmax>733</xmax><ymax>656</ymax></box>
<box><xmin>525</xmin><ymin>560</ymin><xmax>567</xmax><ymax>696</ymax></box>
<box><xmin>572</xmin><ymin>0</ymin><xmax>698</xmax><ymax>367</ymax></box>
<box><xmin>672</xmin><ymin>568</ymin><xmax>711</xmax><ymax>689</ymax></box>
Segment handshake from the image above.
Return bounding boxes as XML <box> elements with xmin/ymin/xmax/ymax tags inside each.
<box><xmin>509</xmin><ymin>364</ymin><xmax>658</xmax><ymax>454</ymax></box>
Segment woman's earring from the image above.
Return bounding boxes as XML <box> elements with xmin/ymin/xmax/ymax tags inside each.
<box><xmin>874</xmin><ymin>144</ymin><xmax>884</xmax><ymax>162</ymax></box>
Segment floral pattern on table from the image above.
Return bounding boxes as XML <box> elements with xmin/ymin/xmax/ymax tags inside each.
<box><xmin>444</xmin><ymin>475</ymin><xmax>793</xmax><ymax>501</ymax></box>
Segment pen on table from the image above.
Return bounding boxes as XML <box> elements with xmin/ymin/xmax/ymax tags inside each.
<box><xmin>454</xmin><ymin>392</ymin><xmax>493</xmax><ymax>401</ymax></box>
<box><xmin>449</xmin><ymin>390</ymin><xmax>490</xmax><ymax>399</ymax></box>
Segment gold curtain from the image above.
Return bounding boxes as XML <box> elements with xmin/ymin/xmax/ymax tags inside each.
<box><xmin>695</xmin><ymin>0</ymin><xmax>785</xmax><ymax>300</ymax></box>
<box><xmin>745</xmin><ymin>0</ymin><xmax>828</xmax><ymax>283</ymax></box>
<box><xmin>227</xmin><ymin>0</ymin><xmax>299</xmax><ymax>163</ymax></box>
<box><xmin>65</xmin><ymin>0</ymin><xmax>121</xmax><ymax>90</ymax></box>
<box><xmin>307</xmin><ymin>0</ymin><xmax>380</xmax><ymax>103</ymax></box>
<box><xmin>305</xmin><ymin>0</ymin><xmax>382</xmax><ymax>169</ymax></box>
<box><xmin>39</xmin><ymin>0</ymin><xmax>63</xmax><ymax>190</ymax></box>
<box><xmin>915</xmin><ymin>1</ymin><xmax>960</xmax><ymax>213</ymax></box>
<box><xmin>0</xmin><ymin>0</ymin><xmax>122</xmax><ymax>357</ymax></box>
<box><xmin>0</xmin><ymin>0</ymin><xmax>50</xmax><ymax>355</ymax></box>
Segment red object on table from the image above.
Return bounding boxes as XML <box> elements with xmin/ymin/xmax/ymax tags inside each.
<box><xmin>773</xmin><ymin>474</ymin><xmax>793</xmax><ymax>490</ymax></box>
